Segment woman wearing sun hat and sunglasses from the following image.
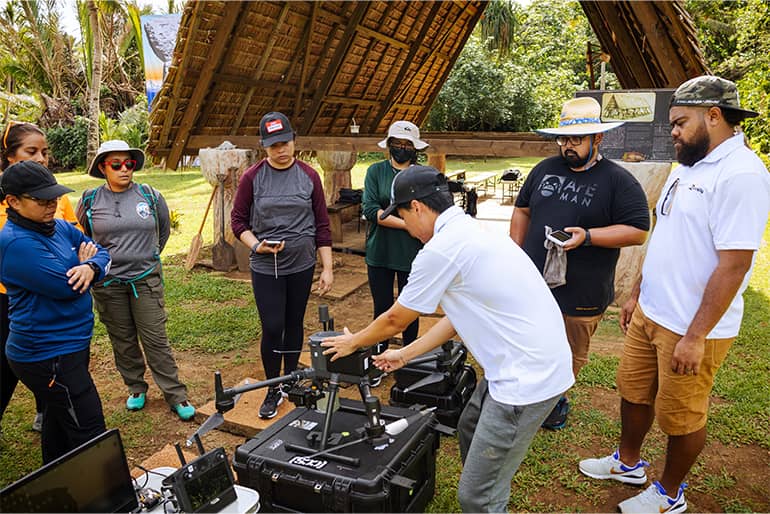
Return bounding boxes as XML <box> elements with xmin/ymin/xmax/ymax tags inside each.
<box><xmin>0</xmin><ymin>121</ymin><xmax>85</xmax><ymax>436</ymax></box>
<box><xmin>75</xmin><ymin>140</ymin><xmax>195</xmax><ymax>421</ymax></box>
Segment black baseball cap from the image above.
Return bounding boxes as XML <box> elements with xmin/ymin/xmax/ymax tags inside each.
<box><xmin>380</xmin><ymin>165</ymin><xmax>450</xmax><ymax>220</ymax></box>
<box><xmin>0</xmin><ymin>161</ymin><xmax>73</xmax><ymax>201</ymax></box>
<box><xmin>259</xmin><ymin>112</ymin><xmax>295</xmax><ymax>147</ymax></box>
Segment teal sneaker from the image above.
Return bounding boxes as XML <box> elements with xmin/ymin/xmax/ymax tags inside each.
<box><xmin>171</xmin><ymin>401</ymin><xmax>195</xmax><ymax>421</ymax></box>
<box><xmin>126</xmin><ymin>392</ymin><xmax>146</xmax><ymax>411</ymax></box>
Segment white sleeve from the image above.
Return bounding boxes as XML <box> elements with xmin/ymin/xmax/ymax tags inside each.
<box><xmin>397</xmin><ymin>248</ymin><xmax>459</xmax><ymax>314</ymax></box>
<box><xmin>710</xmin><ymin>172</ymin><xmax>770</xmax><ymax>250</ymax></box>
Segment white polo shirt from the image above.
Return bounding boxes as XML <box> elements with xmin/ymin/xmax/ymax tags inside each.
<box><xmin>397</xmin><ymin>206</ymin><xmax>574</xmax><ymax>406</ymax></box>
<box><xmin>640</xmin><ymin>133</ymin><xmax>770</xmax><ymax>338</ymax></box>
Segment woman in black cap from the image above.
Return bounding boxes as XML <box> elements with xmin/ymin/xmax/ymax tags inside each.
<box><xmin>231</xmin><ymin>112</ymin><xmax>333</xmax><ymax>419</ymax></box>
<box><xmin>0</xmin><ymin>161</ymin><xmax>110</xmax><ymax>463</ymax></box>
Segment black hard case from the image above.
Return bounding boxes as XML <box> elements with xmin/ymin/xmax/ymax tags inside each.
<box><xmin>390</xmin><ymin>365</ymin><xmax>477</xmax><ymax>428</ymax></box>
<box><xmin>233</xmin><ymin>399</ymin><xmax>438</xmax><ymax>513</ymax></box>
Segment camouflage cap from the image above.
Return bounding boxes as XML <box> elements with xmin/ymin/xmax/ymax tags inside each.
<box><xmin>670</xmin><ymin>75</ymin><xmax>758</xmax><ymax>119</ymax></box>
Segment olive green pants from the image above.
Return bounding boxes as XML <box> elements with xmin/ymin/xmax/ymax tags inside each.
<box><xmin>93</xmin><ymin>273</ymin><xmax>187</xmax><ymax>406</ymax></box>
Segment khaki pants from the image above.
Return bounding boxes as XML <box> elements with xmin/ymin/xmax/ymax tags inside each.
<box><xmin>563</xmin><ymin>313</ymin><xmax>604</xmax><ymax>378</ymax></box>
<box><xmin>93</xmin><ymin>273</ymin><xmax>187</xmax><ymax>406</ymax></box>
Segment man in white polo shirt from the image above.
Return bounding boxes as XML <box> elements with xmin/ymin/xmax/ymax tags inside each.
<box><xmin>579</xmin><ymin>75</ymin><xmax>770</xmax><ymax>513</ymax></box>
<box><xmin>322</xmin><ymin>165</ymin><xmax>574</xmax><ymax>513</ymax></box>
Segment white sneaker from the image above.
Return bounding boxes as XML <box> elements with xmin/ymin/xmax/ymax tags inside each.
<box><xmin>618</xmin><ymin>481</ymin><xmax>687</xmax><ymax>513</ymax></box>
<box><xmin>579</xmin><ymin>449</ymin><xmax>649</xmax><ymax>485</ymax></box>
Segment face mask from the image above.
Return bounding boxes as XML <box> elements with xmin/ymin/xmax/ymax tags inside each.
<box><xmin>390</xmin><ymin>146</ymin><xmax>417</xmax><ymax>164</ymax></box>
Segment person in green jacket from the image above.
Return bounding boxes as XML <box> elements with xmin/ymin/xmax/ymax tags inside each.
<box><xmin>362</xmin><ymin>121</ymin><xmax>428</xmax><ymax>385</ymax></box>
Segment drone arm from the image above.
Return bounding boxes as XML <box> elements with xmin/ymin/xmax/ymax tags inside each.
<box><xmin>215</xmin><ymin>369</ymin><xmax>314</xmax><ymax>412</ymax></box>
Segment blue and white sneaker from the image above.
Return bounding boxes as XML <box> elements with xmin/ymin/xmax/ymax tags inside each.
<box><xmin>579</xmin><ymin>449</ymin><xmax>649</xmax><ymax>485</ymax></box>
<box><xmin>618</xmin><ymin>481</ymin><xmax>687</xmax><ymax>513</ymax></box>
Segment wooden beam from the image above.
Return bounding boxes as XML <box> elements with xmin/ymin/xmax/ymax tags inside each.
<box><xmin>185</xmin><ymin>133</ymin><xmax>556</xmax><ymax>158</ymax></box>
<box><xmin>356</xmin><ymin>24</ymin><xmax>409</xmax><ymax>51</ymax></box>
<box><xmin>231</xmin><ymin>2</ymin><xmax>292</xmax><ymax>132</ymax></box>
<box><xmin>214</xmin><ymin>73</ymin><xmax>294</xmax><ymax>91</ymax></box>
<box><xmin>295</xmin><ymin>2</ymin><xmax>318</xmax><ymax>115</ymax></box>
<box><xmin>166</xmin><ymin>1</ymin><xmax>243</xmax><ymax>170</ymax></box>
<box><xmin>298</xmin><ymin>2</ymin><xmax>369</xmax><ymax>134</ymax></box>
<box><xmin>367</xmin><ymin>1</ymin><xmax>442</xmax><ymax>133</ymax></box>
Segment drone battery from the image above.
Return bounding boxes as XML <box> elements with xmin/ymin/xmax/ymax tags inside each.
<box><xmin>392</xmin><ymin>340</ymin><xmax>469</xmax><ymax>395</ymax></box>
<box><xmin>233</xmin><ymin>399</ymin><xmax>438</xmax><ymax>513</ymax></box>
<box><xmin>390</xmin><ymin>365</ymin><xmax>477</xmax><ymax>428</ymax></box>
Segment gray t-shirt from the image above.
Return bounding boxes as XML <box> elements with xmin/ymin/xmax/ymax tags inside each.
<box><xmin>76</xmin><ymin>183</ymin><xmax>170</xmax><ymax>280</ymax></box>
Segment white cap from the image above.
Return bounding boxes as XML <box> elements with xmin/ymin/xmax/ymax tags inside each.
<box><xmin>377</xmin><ymin>121</ymin><xmax>429</xmax><ymax>150</ymax></box>
<box><xmin>87</xmin><ymin>140</ymin><xmax>145</xmax><ymax>178</ymax></box>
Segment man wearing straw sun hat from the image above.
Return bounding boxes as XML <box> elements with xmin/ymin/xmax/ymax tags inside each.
<box><xmin>509</xmin><ymin>96</ymin><xmax>650</xmax><ymax>430</ymax></box>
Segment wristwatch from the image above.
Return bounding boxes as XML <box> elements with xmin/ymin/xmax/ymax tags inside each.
<box><xmin>251</xmin><ymin>241</ymin><xmax>260</xmax><ymax>253</ymax></box>
<box><xmin>583</xmin><ymin>228</ymin><xmax>592</xmax><ymax>246</ymax></box>
<box><xmin>86</xmin><ymin>261</ymin><xmax>101</xmax><ymax>277</ymax></box>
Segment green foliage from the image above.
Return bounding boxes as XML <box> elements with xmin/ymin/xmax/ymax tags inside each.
<box><xmin>45</xmin><ymin>116</ymin><xmax>89</xmax><ymax>170</ymax></box>
<box><xmin>168</xmin><ymin>209</ymin><xmax>182</xmax><ymax>232</ymax></box>
<box><xmin>98</xmin><ymin>97</ymin><xmax>149</xmax><ymax>149</ymax></box>
<box><xmin>98</xmin><ymin>110</ymin><xmax>121</xmax><ymax>140</ymax></box>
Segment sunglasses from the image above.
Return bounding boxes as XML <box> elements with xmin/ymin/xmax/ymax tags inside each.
<box><xmin>555</xmin><ymin>135</ymin><xmax>587</xmax><ymax>147</ymax></box>
<box><xmin>21</xmin><ymin>194</ymin><xmax>58</xmax><ymax>207</ymax></box>
<box><xmin>2</xmin><ymin>120</ymin><xmax>22</xmax><ymax>149</ymax></box>
<box><xmin>659</xmin><ymin>178</ymin><xmax>679</xmax><ymax>216</ymax></box>
<box><xmin>104</xmin><ymin>159</ymin><xmax>137</xmax><ymax>172</ymax></box>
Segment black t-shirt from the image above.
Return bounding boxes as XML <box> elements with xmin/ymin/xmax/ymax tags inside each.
<box><xmin>515</xmin><ymin>155</ymin><xmax>650</xmax><ymax>316</ymax></box>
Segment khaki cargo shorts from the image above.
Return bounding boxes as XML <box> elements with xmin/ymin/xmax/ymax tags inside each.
<box><xmin>616</xmin><ymin>307</ymin><xmax>733</xmax><ymax>436</ymax></box>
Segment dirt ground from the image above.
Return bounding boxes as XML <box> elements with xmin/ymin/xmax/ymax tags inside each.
<box><xmin>79</xmin><ymin>252</ymin><xmax>769</xmax><ymax>512</ymax></box>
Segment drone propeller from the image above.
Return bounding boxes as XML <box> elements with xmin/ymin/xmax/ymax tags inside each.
<box><xmin>186</xmin><ymin>412</ymin><xmax>224</xmax><ymax>447</ymax></box>
<box><xmin>402</xmin><ymin>372</ymin><xmax>446</xmax><ymax>393</ymax></box>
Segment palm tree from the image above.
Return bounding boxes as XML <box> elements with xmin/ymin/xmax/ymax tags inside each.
<box><xmin>84</xmin><ymin>0</ymin><xmax>103</xmax><ymax>166</ymax></box>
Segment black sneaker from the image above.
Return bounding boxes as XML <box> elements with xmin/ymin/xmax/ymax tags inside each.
<box><xmin>259</xmin><ymin>387</ymin><xmax>284</xmax><ymax>419</ymax></box>
<box><xmin>542</xmin><ymin>396</ymin><xmax>569</xmax><ymax>430</ymax></box>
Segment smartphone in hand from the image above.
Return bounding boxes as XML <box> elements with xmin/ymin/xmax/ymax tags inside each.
<box><xmin>546</xmin><ymin>230</ymin><xmax>572</xmax><ymax>247</ymax></box>
<box><xmin>264</xmin><ymin>240</ymin><xmax>282</xmax><ymax>246</ymax></box>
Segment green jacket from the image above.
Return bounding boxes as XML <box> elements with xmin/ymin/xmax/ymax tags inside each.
<box><xmin>362</xmin><ymin>160</ymin><xmax>423</xmax><ymax>271</ymax></box>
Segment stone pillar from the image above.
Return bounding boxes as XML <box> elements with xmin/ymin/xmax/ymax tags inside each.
<box><xmin>316</xmin><ymin>150</ymin><xmax>357</xmax><ymax>205</ymax></box>
<box><xmin>427</xmin><ymin>153</ymin><xmax>446</xmax><ymax>173</ymax></box>
<box><xmin>612</xmin><ymin>160</ymin><xmax>673</xmax><ymax>306</ymax></box>
<box><xmin>198</xmin><ymin>147</ymin><xmax>256</xmax><ymax>272</ymax></box>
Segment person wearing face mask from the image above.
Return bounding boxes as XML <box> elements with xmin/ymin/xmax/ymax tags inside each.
<box><xmin>0</xmin><ymin>121</ymin><xmax>84</xmax><ymax>436</ymax></box>
<box><xmin>361</xmin><ymin>121</ymin><xmax>428</xmax><ymax>385</ymax></box>
<box><xmin>510</xmin><ymin>97</ymin><xmax>650</xmax><ymax>430</ymax></box>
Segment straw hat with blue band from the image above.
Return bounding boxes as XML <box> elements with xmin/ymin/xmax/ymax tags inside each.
<box><xmin>536</xmin><ymin>97</ymin><xmax>624</xmax><ymax>136</ymax></box>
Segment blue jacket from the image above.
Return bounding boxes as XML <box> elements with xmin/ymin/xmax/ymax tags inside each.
<box><xmin>0</xmin><ymin>218</ymin><xmax>111</xmax><ymax>362</ymax></box>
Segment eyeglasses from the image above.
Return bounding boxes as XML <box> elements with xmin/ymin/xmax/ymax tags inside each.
<box><xmin>555</xmin><ymin>136</ymin><xmax>587</xmax><ymax>147</ymax></box>
<box><xmin>105</xmin><ymin>159</ymin><xmax>137</xmax><ymax>171</ymax></box>
<box><xmin>660</xmin><ymin>178</ymin><xmax>679</xmax><ymax>216</ymax></box>
<box><xmin>21</xmin><ymin>194</ymin><xmax>58</xmax><ymax>207</ymax></box>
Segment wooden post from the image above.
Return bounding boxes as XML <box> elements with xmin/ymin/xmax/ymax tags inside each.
<box><xmin>198</xmin><ymin>147</ymin><xmax>256</xmax><ymax>272</ymax></box>
<box><xmin>612</xmin><ymin>160</ymin><xmax>673</xmax><ymax>306</ymax></box>
<box><xmin>427</xmin><ymin>153</ymin><xmax>446</xmax><ymax>173</ymax></box>
<box><xmin>316</xmin><ymin>150</ymin><xmax>357</xmax><ymax>205</ymax></box>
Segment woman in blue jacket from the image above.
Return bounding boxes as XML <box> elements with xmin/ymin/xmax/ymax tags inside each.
<box><xmin>0</xmin><ymin>161</ymin><xmax>111</xmax><ymax>463</ymax></box>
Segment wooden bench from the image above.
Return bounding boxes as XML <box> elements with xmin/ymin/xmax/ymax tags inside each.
<box><xmin>327</xmin><ymin>202</ymin><xmax>360</xmax><ymax>243</ymax></box>
<box><xmin>464</xmin><ymin>171</ymin><xmax>498</xmax><ymax>197</ymax></box>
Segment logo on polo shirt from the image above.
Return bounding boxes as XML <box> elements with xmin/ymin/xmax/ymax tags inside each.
<box><xmin>265</xmin><ymin>119</ymin><xmax>284</xmax><ymax>133</ymax></box>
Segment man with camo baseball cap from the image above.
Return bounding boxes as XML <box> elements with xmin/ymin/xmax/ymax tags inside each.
<box><xmin>669</xmin><ymin>74</ymin><xmax>758</xmax><ymax>119</ymax></box>
<box><xmin>580</xmin><ymin>74</ymin><xmax>770</xmax><ymax>513</ymax></box>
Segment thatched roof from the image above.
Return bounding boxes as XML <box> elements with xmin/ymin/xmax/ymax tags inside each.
<box><xmin>147</xmin><ymin>1</ymin><xmax>486</xmax><ymax>168</ymax></box>
<box><xmin>147</xmin><ymin>1</ymin><xmax>709</xmax><ymax>169</ymax></box>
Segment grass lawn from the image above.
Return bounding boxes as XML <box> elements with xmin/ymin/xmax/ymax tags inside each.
<box><xmin>1</xmin><ymin>158</ymin><xmax>768</xmax><ymax>512</ymax></box>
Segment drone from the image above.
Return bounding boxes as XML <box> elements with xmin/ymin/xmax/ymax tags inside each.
<box><xmin>188</xmin><ymin>306</ymin><xmax>452</xmax><ymax>462</ymax></box>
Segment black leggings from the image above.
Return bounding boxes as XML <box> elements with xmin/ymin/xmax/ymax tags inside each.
<box><xmin>367</xmin><ymin>265</ymin><xmax>419</xmax><ymax>352</ymax></box>
<box><xmin>9</xmin><ymin>349</ymin><xmax>106</xmax><ymax>463</ymax></box>
<box><xmin>251</xmin><ymin>266</ymin><xmax>315</xmax><ymax>379</ymax></box>
<box><xmin>1</xmin><ymin>293</ymin><xmax>43</xmax><ymax>421</ymax></box>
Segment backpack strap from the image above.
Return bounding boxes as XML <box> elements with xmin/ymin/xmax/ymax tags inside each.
<box><xmin>81</xmin><ymin>186</ymin><xmax>101</xmax><ymax>237</ymax></box>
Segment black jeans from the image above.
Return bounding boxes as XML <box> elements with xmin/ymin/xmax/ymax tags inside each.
<box><xmin>8</xmin><ymin>349</ymin><xmax>106</xmax><ymax>463</ymax></box>
<box><xmin>1</xmin><ymin>293</ymin><xmax>43</xmax><ymax>421</ymax></box>
<box><xmin>251</xmin><ymin>266</ymin><xmax>314</xmax><ymax>379</ymax></box>
<box><xmin>367</xmin><ymin>265</ymin><xmax>419</xmax><ymax>352</ymax></box>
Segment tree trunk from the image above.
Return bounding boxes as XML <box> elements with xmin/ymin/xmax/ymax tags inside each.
<box><xmin>87</xmin><ymin>1</ymin><xmax>103</xmax><ymax>168</ymax></box>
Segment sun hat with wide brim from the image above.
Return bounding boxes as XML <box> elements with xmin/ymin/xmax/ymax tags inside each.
<box><xmin>536</xmin><ymin>97</ymin><xmax>625</xmax><ymax>137</ymax></box>
<box><xmin>87</xmin><ymin>140</ymin><xmax>145</xmax><ymax>178</ymax></box>
<box><xmin>377</xmin><ymin>121</ymin><xmax>429</xmax><ymax>150</ymax></box>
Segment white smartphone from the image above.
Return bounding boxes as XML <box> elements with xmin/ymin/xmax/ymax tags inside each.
<box><xmin>264</xmin><ymin>240</ymin><xmax>282</xmax><ymax>246</ymax></box>
<box><xmin>546</xmin><ymin>229</ymin><xmax>572</xmax><ymax>246</ymax></box>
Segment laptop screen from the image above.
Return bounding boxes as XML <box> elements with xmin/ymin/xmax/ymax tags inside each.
<box><xmin>1</xmin><ymin>428</ymin><xmax>139</xmax><ymax>513</ymax></box>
